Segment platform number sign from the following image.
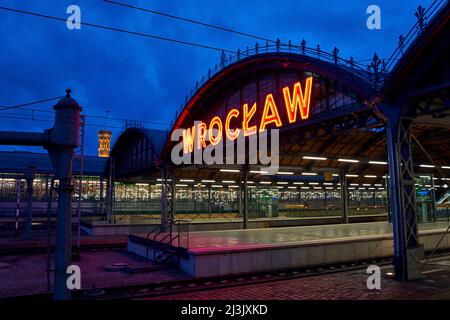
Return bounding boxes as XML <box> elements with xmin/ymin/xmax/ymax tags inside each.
<box><xmin>324</xmin><ymin>172</ymin><xmax>334</xmax><ymax>182</ymax></box>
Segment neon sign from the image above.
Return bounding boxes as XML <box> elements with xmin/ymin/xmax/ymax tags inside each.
<box><xmin>182</xmin><ymin>76</ymin><xmax>313</xmax><ymax>153</ymax></box>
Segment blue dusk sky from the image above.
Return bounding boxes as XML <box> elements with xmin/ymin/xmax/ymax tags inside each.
<box><xmin>0</xmin><ymin>0</ymin><xmax>433</xmax><ymax>155</ymax></box>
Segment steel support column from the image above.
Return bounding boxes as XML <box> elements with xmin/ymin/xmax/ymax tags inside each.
<box><xmin>15</xmin><ymin>178</ymin><xmax>21</xmax><ymax>236</ymax></box>
<box><xmin>238</xmin><ymin>180</ymin><xmax>243</xmax><ymax>217</ymax></box>
<box><xmin>243</xmin><ymin>167</ymin><xmax>249</xmax><ymax>229</ymax></box>
<box><xmin>99</xmin><ymin>176</ymin><xmax>104</xmax><ymax>215</ymax></box>
<box><xmin>160</xmin><ymin>165</ymin><xmax>168</xmax><ymax>226</ymax></box>
<box><xmin>24</xmin><ymin>166</ymin><xmax>35</xmax><ymax>240</ymax></box>
<box><xmin>384</xmin><ymin>106</ymin><xmax>422</xmax><ymax>281</ymax></box>
<box><xmin>106</xmin><ymin>157</ymin><xmax>115</xmax><ymax>223</ymax></box>
<box><xmin>340</xmin><ymin>170</ymin><xmax>349</xmax><ymax>224</ymax></box>
<box><xmin>160</xmin><ymin>165</ymin><xmax>175</xmax><ymax>226</ymax></box>
<box><xmin>168</xmin><ymin>169</ymin><xmax>176</xmax><ymax>222</ymax></box>
<box><xmin>207</xmin><ymin>184</ymin><xmax>212</xmax><ymax>218</ymax></box>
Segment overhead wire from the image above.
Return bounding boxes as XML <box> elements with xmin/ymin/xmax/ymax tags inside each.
<box><xmin>102</xmin><ymin>0</ymin><xmax>277</xmax><ymax>44</ymax></box>
<box><xmin>0</xmin><ymin>6</ymin><xmax>235</xmax><ymax>53</ymax></box>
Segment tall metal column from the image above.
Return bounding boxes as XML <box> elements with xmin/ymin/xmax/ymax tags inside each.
<box><xmin>107</xmin><ymin>157</ymin><xmax>115</xmax><ymax>222</ymax></box>
<box><xmin>340</xmin><ymin>170</ymin><xmax>349</xmax><ymax>224</ymax></box>
<box><xmin>160</xmin><ymin>165</ymin><xmax>168</xmax><ymax>226</ymax></box>
<box><xmin>99</xmin><ymin>176</ymin><xmax>104</xmax><ymax>215</ymax></box>
<box><xmin>47</xmin><ymin>90</ymin><xmax>81</xmax><ymax>300</ymax></box>
<box><xmin>243</xmin><ymin>167</ymin><xmax>249</xmax><ymax>229</ymax></box>
<box><xmin>385</xmin><ymin>113</ymin><xmax>422</xmax><ymax>281</ymax></box>
<box><xmin>46</xmin><ymin>178</ymin><xmax>55</xmax><ymax>292</ymax></box>
<box><xmin>238</xmin><ymin>180</ymin><xmax>243</xmax><ymax>217</ymax></box>
<box><xmin>49</xmin><ymin>148</ymin><xmax>74</xmax><ymax>300</ymax></box>
<box><xmin>168</xmin><ymin>169</ymin><xmax>176</xmax><ymax>221</ymax></box>
<box><xmin>14</xmin><ymin>178</ymin><xmax>21</xmax><ymax>236</ymax></box>
<box><xmin>207</xmin><ymin>184</ymin><xmax>212</xmax><ymax>218</ymax></box>
<box><xmin>24</xmin><ymin>166</ymin><xmax>35</xmax><ymax>240</ymax></box>
<box><xmin>0</xmin><ymin>89</ymin><xmax>81</xmax><ymax>300</ymax></box>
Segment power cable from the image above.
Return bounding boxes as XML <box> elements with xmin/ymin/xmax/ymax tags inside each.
<box><xmin>0</xmin><ymin>6</ymin><xmax>234</xmax><ymax>53</ymax></box>
<box><xmin>0</xmin><ymin>96</ymin><xmax>64</xmax><ymax>111</ymax></box>
<box><xmin>1</xmin><ymin>97</ymin><xmax>171</xmax><ymax>126</ymax></box>
<box><xmin>0</xmin><ymin>113</ymin><xmax>134</xmax><ymax>130</ymax></box>
<box><xmin>102</xmin><ymin>0</ymin><xmax>276</xmax><ymax>44</ymax></box>
<box><xmin>15</xmin><ymin>106</ymin><xmax>171</xmax><ymax>126</ymax></box>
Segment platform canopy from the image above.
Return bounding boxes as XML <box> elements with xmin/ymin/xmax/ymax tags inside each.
<box><xmin>110</xmin><ymin>2</ymin><xmax>449</xmax><ymax>187</ymax></box>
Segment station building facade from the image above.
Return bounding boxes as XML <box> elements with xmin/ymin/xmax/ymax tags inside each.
<box><xmin>110</xmin><ymin>2</ymin><xmax>449</xmax><ymax>280</ymax></box>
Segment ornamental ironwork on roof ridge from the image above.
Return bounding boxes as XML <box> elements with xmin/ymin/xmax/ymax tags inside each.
<box><xmin>172</xmin><ymin>0</ymin><xmax>448</xmax><ymax>128</ymax></box>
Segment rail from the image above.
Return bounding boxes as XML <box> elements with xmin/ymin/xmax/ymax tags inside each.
<box><xmin>171</xmin><ymin>41</ymin><xmax>374</xmax><ymax>128</ymax></box>
<box><xmin>381</xmin><ymin>0</ymin><xmax>448</xmax><ymax>74</ymax></box>
<box><xmin>170</xmin><ymin>0</ymin><xmax>448</xmax><ymax>128</ymax></box>
<box><xmin>145</xmin><ymin>219</ymin><xmax>190</xmax><ymax>262</ymax></box>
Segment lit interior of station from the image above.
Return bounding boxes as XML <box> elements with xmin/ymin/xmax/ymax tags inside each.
<box><xmin>0</xmin><ymin>1</ymin><xmax>448</xmax><ymax>285</ymax></box>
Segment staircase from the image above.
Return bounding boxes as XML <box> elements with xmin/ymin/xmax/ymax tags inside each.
<box><xmin>145</xmin><ymin>219</ymin><xmax>190</xmax><ymax>267</ymax></box>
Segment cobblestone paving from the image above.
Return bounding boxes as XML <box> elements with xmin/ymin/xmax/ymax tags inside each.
<box><xmin>147</xmin><ymin>270</ymin><xmax>436</xmax><ymax>300</ymax></box>
<box><xmin>0</xmin><ymin>249</ymin><xmax>190</xmax><ymax>298</ymax></box>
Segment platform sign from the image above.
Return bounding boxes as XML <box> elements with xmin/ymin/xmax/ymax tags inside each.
<box><xmin>324</xmin><ymin>172</ymin><xmax>334</xmax><ymax>181</ymax></box>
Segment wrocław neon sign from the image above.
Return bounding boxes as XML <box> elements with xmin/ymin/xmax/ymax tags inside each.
<box><xmin>181</xmin><ymin>76</ymin><xmax>313</xmax><ymax>154</ymax></box>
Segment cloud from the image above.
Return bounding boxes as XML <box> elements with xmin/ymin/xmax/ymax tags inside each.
<box><xmin>0</xmin><ymin>0</ymin><xmax>431</xmax><ymax>154</ymax></box>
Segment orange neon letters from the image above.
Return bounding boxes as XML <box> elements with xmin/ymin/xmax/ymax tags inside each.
<box><xmin>259</xmin><ymin>94</ymin><xmax>282</xmax><ymax>131</ymax></box>
<box><xmin>242</xmin><ymin>103</ymin><xmax>257</xmax><ymax>136</ymax></box>
<box><xmin>225</xmin><ymin>108</ymin><xmax>240</xmax><ymax>140</ymax></box>
<box><xmin>208</xmin><ymin>116</ymin><xmax>223</xmax><ymax>145</ymax></box>
<box><xmin>283</xmin><ymin>76</ymin><xmax>313</xmax><ymax>122</ymax></box>
<box><xmin>182</xmin><ymin>126</ymin><xmax>195</xmax><ymax>153</ymax></box>
<box><xmin>181</xmin><ymin>78</ymin><xmax>314</xmax><ymax>154</ymax></box>
<box><xmin>196</xmin><ymin>122</ymin><xmax>207</xmax><ymax>150</ymax></box>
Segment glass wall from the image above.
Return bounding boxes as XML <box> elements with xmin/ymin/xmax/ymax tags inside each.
<box><xmin>2</xmin><ymin>174</ymin><xmax>446</xmax><ymax>222</ymax></box>
<box><xmin>0</xmin><ymin>174</ymin><xmax>105</xmax><ymax>217</ymax></box>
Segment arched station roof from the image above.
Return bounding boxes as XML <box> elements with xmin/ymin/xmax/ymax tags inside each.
<box><xmin>153</xmin><ymin>47</ymin><xmax>389</xmax><ymax>184</ymax></box>
<box><xmin>107</xmin><ymin>127</ymin><xmax>168</xmax><ymax>179</ymax></box>
<box><xmin>110</xmin><ymin>2</ymin><xmax>449</xmax><ymax>185</ymax></box>
<box><xmin>160</xmin><ymin>51</ymin><xmax>377</xmax><ymax>161</ymax></box>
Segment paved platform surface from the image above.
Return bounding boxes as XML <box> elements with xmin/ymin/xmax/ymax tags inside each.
<box><xmin>145</xmin><ymin>256</ymin><xmax>450</xmax><ymax>300</ymax></box>
<box><xmin>141</xmin><ymin>221</ymin><xmax>450</xmax><ymax>252</ymax></box>
<box><xmin>0</xmin><ymin>249</ymin><xmax>190</xmax><ymax>298</ymax></box>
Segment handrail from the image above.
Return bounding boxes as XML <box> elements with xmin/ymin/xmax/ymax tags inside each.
<box><xmin>146</xmin><ymin>218</ymin><xmax>190</xmax><ymax>246</ymax></box>
<box><xmin>145</xmin><ymin>218</ymin><xmax>190</xmax><ymax>262</ymax></box>
<box><xmin>146</xmin><ymin>218</ymin><xmax>171</xmax><ymax>240</ymax></box>
<box><xmin>146</xmin><ymin>219</ymin><xmax>190</xmax><ymax>261</ymax></box>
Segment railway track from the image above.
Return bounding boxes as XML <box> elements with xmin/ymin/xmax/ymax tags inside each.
<box><xmin>3</xmin><ymin>246</ymin><xmax>450</xmax><ymax>301</ymax></box>
<box><xmin>0</xmin><ymin>239</ymin><xmax>127</xmax><ymax>255</ymax></box>
<box><xmin>71</xmin><ymin>249</ymin><xmax>450</xmax><ymax>300</ymax></box>
<box><xmin>83</xmin><ymin>248</ymin><xmax>450</xmax><ymax>300</ymax></box>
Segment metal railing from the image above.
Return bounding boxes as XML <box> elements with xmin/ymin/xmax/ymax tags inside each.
<box><xmin>145</xmin><ymin>219</ymin><xmax>190</xmax><ymax>262</ymax></box>
<box><xmin>382</xmin><ymin>0</ymin><xmax>448</xmax><ymax>74</ymax></box>
<box><xmin>171</xmin><ymin>42</ymin><xmax>374</xmax><ymax>127</ymax></box>
<box><xmin>169</xmin><ymin>0</ymin><xmax>448</xmax><ymax>129</ymax></box>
